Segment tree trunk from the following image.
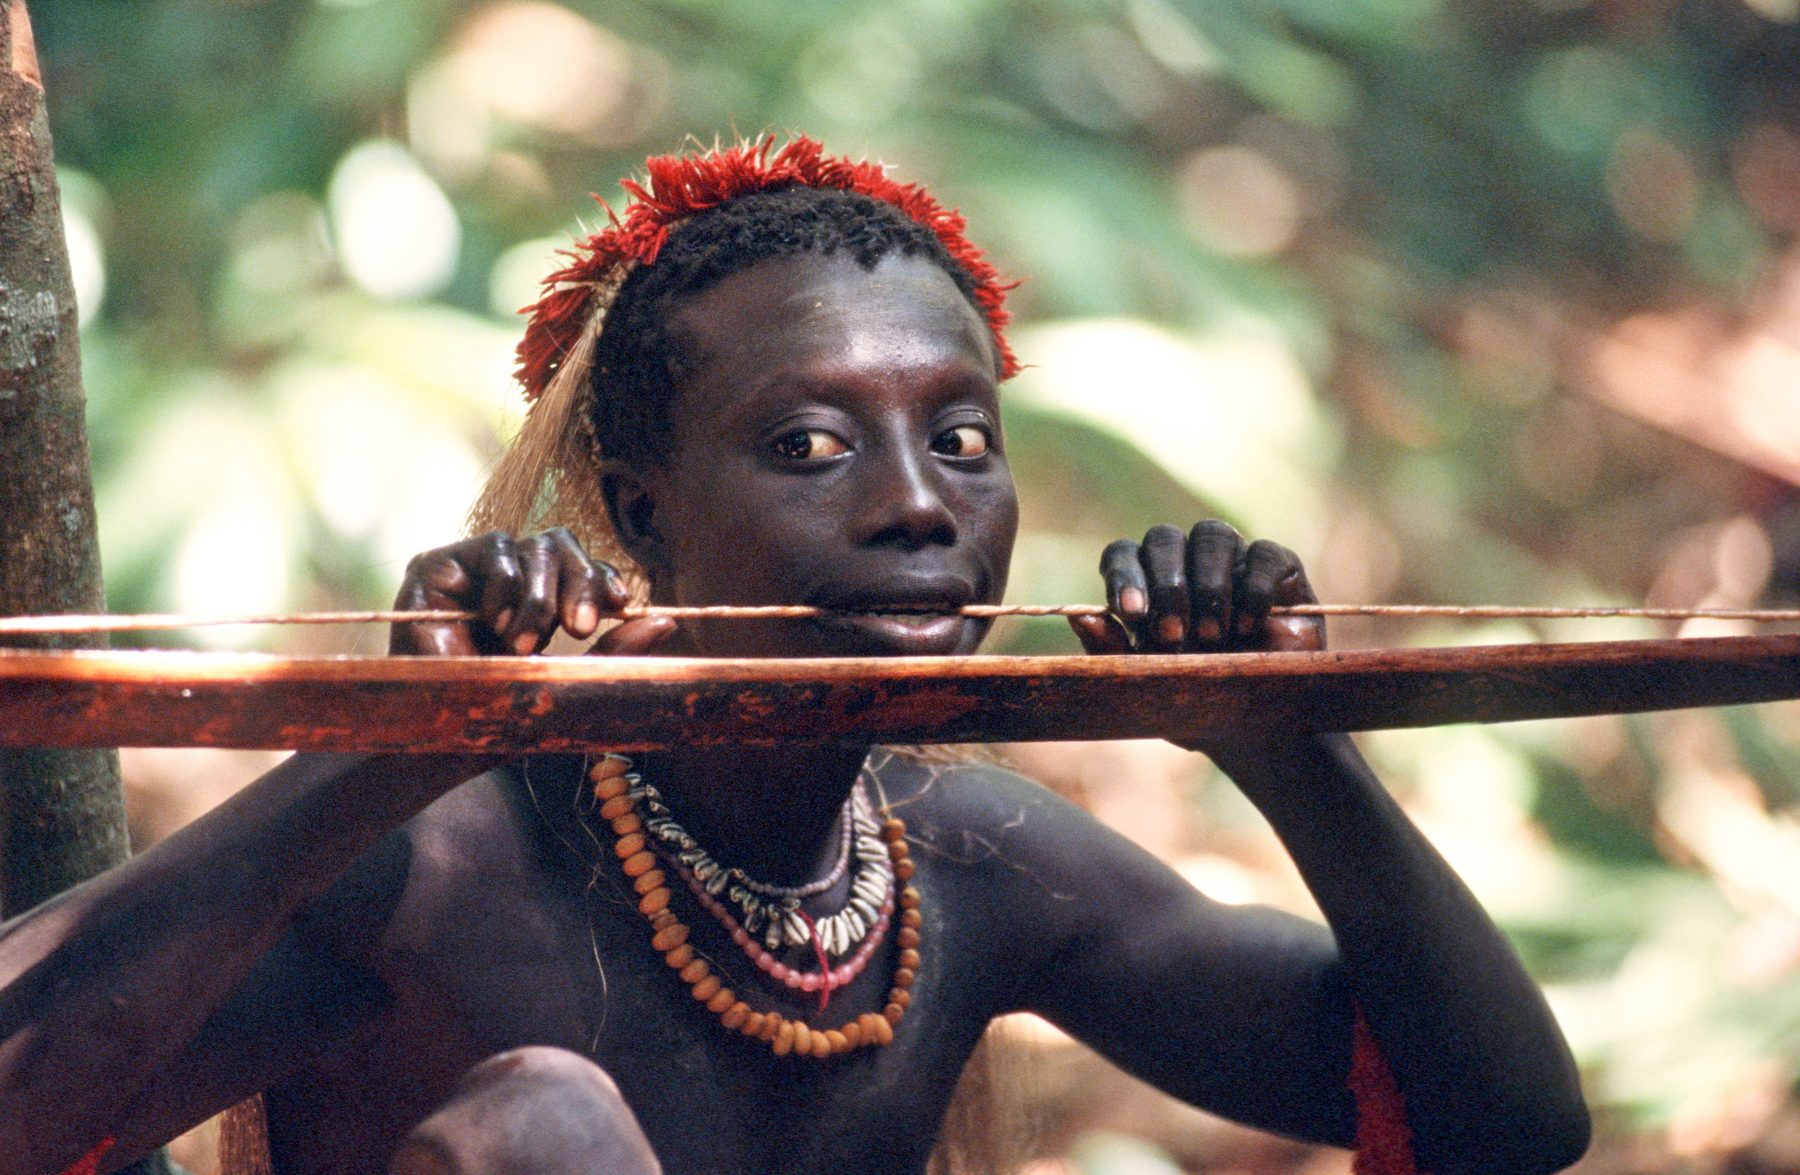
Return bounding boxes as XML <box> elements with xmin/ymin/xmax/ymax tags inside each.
<box><xmin>0</xmin><ymin>0</ymin><xmax>132</xmax><ymax>917</ymax></box>
<box><xmin>1</xmin><ymin>8</ymin><xmax>180</xmax><ymax>1171</ymax></box>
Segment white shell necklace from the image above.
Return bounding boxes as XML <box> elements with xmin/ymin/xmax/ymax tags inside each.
<box><xmin>632</xmin><ymin>773</ymin><xmax>895</xmax><ymax>959</ymax></box>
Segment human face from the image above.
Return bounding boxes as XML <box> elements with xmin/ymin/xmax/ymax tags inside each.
<box><xmin>638</xmin><ymin>251</ymin><xmax>1018</xmax><ymax>658</ymax></box>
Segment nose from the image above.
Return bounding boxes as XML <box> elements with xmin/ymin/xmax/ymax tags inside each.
<box><xmin>854</xmin><ymin>444</ymin><xmax>957</xmax><ymax>550</ymax></box>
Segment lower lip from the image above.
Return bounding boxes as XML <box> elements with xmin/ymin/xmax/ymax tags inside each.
<box><xmin>813</xmin><ymin>611</ymin><xmax>970</xmax><ymax>654</ymax></box>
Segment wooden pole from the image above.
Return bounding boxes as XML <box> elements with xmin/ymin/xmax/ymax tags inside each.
<box><xmin>0</xmin><ymin>0</ymin><xmax>131</xmax><ymax>917</ymax></box>
<box><xmin>2</xmin><ymin>636</ymin><xmax>1796</xmax><ymax>752</ymax></box>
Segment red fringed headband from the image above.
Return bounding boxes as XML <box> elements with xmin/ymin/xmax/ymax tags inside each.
<box><xmin>514</xmin><ymin>135</ymin><xmax>1020</xmax><ymax>402</ymax></box>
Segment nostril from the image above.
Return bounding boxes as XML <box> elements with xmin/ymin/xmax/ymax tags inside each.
<box><xmin>863</xmin><ymin>491</ymin><xmax>957</xmax><ymax>549</ymax></box>
<box><xmin>867</xmin><ymin>511</ymin><xmax>956</xmax><ymax>550</ymax></box>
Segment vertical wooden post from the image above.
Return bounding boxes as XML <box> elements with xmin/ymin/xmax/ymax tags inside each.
<box><xmin>0</xmin><ymin>0</ymin><xmax>131</xmax><ymax>917</ymax></box>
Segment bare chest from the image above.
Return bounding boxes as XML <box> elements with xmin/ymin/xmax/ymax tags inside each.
<box><xmin>266</xmin><ymin>808</ymin><xmax>997</xmax><ymax>1175</ymax></box>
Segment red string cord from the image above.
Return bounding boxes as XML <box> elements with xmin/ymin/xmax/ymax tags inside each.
<box><xmin>57</xmin><ymin>1136</ymin><xmax>114</xmax><ymax>1175</ymax></box>
<box><xmin>797</xmin><ymin>909</ymin><xmax>833</xmax><ymax>1013</ymax></box>
<box><xmin>1350</xmin><ymin>1010</ymin><xmax>1420</xmax><ymax>1175</ymax></box>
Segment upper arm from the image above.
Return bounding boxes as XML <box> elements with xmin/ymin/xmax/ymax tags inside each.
<box><xmin>99</xmin><ymin>828</ymin><xmax>416</xmax><ymax>1167</ymax></box>
<box><xmin>956</xmin><ymin>772</ymin><xmax>1359</xmax><ymax>1144</ymax></box>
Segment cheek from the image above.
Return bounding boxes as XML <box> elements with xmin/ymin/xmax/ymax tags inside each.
<box><xmin>969</xmin><ymin>471</ymin><xmax>1020</xmax><ymax>556</ymax></box>
<box><xmin>665</xmin><ymin>491</ymin><xmax>824</xmax><ymax>602</ymax></box>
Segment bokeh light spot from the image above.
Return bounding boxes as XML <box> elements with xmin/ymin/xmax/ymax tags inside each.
<box><xmin>1177</xmin><ymin>145</ymin><xmax>1301</xmax><ymax>257</ymax></box>
<box><xmin>327</xmin><ymin>139</ymin><xmax>461</xmax><ymax>301</ymax></box>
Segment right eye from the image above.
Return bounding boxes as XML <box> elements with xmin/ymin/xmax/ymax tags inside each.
<box><xmin>771</xmin><ymin>428</ymin><xmax>849</xmax><ymax>462</ymax></box>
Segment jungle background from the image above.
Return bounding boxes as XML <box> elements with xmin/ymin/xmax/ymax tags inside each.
<box><xmin>21</xmin><ymin>0</ymin><xmax>1800</xmax><ymax>1170</ymax></box>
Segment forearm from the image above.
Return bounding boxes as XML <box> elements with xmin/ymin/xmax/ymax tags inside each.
<box><xmin>1209</xmin><ymin>733</ymin><xmax>1589</xmax><ymax>1174</ymax></box>
<box><xmin>0</xmin><ymin>750</ymin><xmax>495</xmax><ymax>1173</ymax></box>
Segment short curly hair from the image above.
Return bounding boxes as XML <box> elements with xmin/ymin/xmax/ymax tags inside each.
<box><xmin>589</xmin><ymin>185</ymin><xmax>989</xmax><ymax>470</ymax></box>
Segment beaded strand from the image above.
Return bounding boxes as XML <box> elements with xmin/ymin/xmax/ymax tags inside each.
<box><xmin>591</xmin><ymin>755</ymin><xmax>923</xmax><ymax>1059</ymax></box>
<box><xmin>677</xmin><ymin>849</ymin><xmax>895</xmax><ymax>999</ymax></box>
<box><xmin>630</xmin><ymin>776</ymin><xmax>892</xmax><ymax>958</ymax></box>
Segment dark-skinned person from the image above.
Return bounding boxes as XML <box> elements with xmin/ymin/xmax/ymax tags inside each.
<box><xmin>0</xmin><ymin>136</ymin><xmax>1589</xmax><ymax>1175</ymax></box>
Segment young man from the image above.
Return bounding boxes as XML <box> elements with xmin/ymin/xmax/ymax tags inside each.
<box><xmin>0</xmin><ymin>137</ymin><xmax>1588</xmax><ymax>1175</ymax></box>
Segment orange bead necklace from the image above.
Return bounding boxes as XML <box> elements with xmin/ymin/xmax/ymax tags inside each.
<box><xmin>589</xmin><ymin>755</ymin><xmax>922</xmax><ymax>1059</ymax></box>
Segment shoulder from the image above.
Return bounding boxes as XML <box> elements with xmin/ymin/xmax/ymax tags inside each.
<box><xmin>297</xmin><ymin>758</ymin><xmax>568</xmax><ymax>965</ymax></box>
<box><xmin>875</xmin><ymin>748</ymin><xmax>1172</xmax><ymax>891</ymax></box>
<box><xmin>873</xmin><ymin>749</ymin><xmax>1060</xmax><ymax>840</ymax></box>
<box><xmin>874</xmin><ymin>749</ymin><xmax>1199</xmax><ymax>963</ymax></box>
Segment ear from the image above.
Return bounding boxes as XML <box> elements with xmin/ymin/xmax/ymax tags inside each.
<box><xmin>600</xmin><ymin>461</ymin><xmax>669</xmax><ymax>578</ymax></box>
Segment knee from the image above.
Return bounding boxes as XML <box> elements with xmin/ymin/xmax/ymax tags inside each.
<box><xmin>389</xmin><ymin>1047</ymin><xmax>661</xmax><ymax>1175</ymax></box>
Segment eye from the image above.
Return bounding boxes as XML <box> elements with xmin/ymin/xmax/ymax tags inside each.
<box><xmin>930</xmin><ymin>424</ymin><xmax>991</xmax><ymax>459</ymax></box>
<box><xmin>771</xmin><ymin>428</ymin><xmax>849</xmax><ymax>462</ymax></box>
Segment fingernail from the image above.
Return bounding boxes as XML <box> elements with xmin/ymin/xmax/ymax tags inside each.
<box><xmin>1120</xmin><ymin>587</ymin><xmax>1147</xmax><ymax>616</ymax></box>
<box><xmin>574</xmin><ymin>603</ymin><xmax>598</xmax><ymax>633</ymax></box>
<box><xmin>1193</xmin><ymin>617</ymin><xmax>1221</xmax><ymax>642</ymax></box>
<box><xmin>1157</xmin><ymin>615</ymin><xmax>1185</xmax><ymax>643</ymax></box>
<box><xmin>513</xmin><ymin>632</ymin><xmax>537</xmax><ymax>656</ymax></box>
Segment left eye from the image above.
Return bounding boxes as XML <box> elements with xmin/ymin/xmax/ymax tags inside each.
<box><xmin>772</xmin><ymin>429</ymin><xmax>849</xmax><ymax>462</ymax></box>
<box><xmin>931</xmin><ymin>425</ymin><xmax>990</xmax><ymax>458</ymax></box>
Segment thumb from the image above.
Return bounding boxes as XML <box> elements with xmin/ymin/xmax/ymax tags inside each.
<box><xmin>1069</xmin><ymin>613</ymin><xmax>1133</xmax><ymax>656</ymax></box>
<box><xmin>589</xmin><ymin>616</ymin><xmax>680</xmax><ymax>656</ymax></box>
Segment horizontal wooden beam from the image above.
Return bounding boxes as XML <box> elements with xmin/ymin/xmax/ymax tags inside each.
<box><xmin>1</xmin><ymin>636</ymin><xmax>1797</xmax><ymax>752</ymax></box>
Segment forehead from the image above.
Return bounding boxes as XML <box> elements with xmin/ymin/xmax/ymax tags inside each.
<box><xmin>665</xmin><ymin>252</ymin><xmax>999</xmax><ymax>406</ymax></box>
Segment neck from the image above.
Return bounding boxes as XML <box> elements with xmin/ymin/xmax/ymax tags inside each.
<box><xmin>643</xmin><ymin>744</ymin><xmax>871</xmax><ymax>886</ymax></box>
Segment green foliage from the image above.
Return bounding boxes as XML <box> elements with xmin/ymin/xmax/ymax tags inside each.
<box><xmin>28</xmin><ymin>0</ymin><xmax>1800</xmax><ymax>1158</ymax></box>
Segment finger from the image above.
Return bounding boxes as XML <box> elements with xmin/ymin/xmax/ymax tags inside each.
<box><xmin>1069</xmin><ymin>613</ymin><xmax>1133</xmax><ymax>656</ymax></box>
<box><xmin>542</xmin><ymin>529</ymin><xmax>603</xmax><ymax>639</ymax></box>
<box><xmin>1233</xmin><ymin>539</ymin><xmax>1295</xmax><ymax>645</ymax></box>
<box><xmin>1241</xmin><ymin>540</ymin><xmax>1324</xmax><ymax>651</ymax></box>
<box><xmin>1099</xmin><ymin>540</ymin><xmax>1149</xmax><ymax>637</ymax></box>
<box><xmin>475</xmin><ymin>533</ymin><xmax>526</xmax><ymax>649</ymax></box>
<box><xmin>1185</xmin><ymin>520</ymin><xmax>1245</xmax><ymax>649</ymax></box>
<box><xmin>1139</xmin><ymin>524</ymin><xmax>1189</xmax><ymax>651</ymax></box>
<box><xmin>391</xmin><ymin>544</ymin><xmax>483</xmax><ymax>656</ymax></box>
<box><xmin>506</xmin><ymin>533</ymin><xmax>564</xmax><ymax>655</ymax></box>
<box><xmin>591</xmin><ymin>616</ymin><xmax>679</xmax><ymax>656</ymax></box>
<box><xmin>596</xmin><ymin>558</ymin><xmax>633</xmax><ymax>615</ymax></box>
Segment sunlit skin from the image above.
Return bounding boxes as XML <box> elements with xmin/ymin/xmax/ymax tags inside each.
<box><xmin>0</xmin><ymin>254</ymin><xmax>1588</xmax><ymax>1175</ymax></box>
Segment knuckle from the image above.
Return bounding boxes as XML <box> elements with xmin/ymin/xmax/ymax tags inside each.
<box><xmin>547</xmin><ymin>527</ymin><xmax>590</xmax><ymax>558</ymax></box>
<box><xmin>1099</xmin><ymin>540</ymin><xmax>1141</xmax><ymax>574</ymax></box>
<box><xmin>1142</xmin><ymin>523</ymin><xmax>1185</xmax><ymax>548</ymax></box>
<box><xmin>1190</xmin><ymin>518</ymin><xmax>1241</xmax><ymax>542</ymax></box>
<box><xmin>1247</xmin><ymin>538</ymin><xmax>1296</xmax><ymax>566</ymax></box>
<box><xmin>404</xmin><ymin>548</ymin><xmax>455</xmax><ymax>580</ymax></box>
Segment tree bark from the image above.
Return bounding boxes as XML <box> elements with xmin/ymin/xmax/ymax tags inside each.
<box><xmin>1</xmin><ymin>9</ymin><xmax>180</xmax><ymax>1172</ymax></box>
<box><xmin>0</xmin><ymin>0</ymin><xmax>131</xmax><ymax>917</ymax></box>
